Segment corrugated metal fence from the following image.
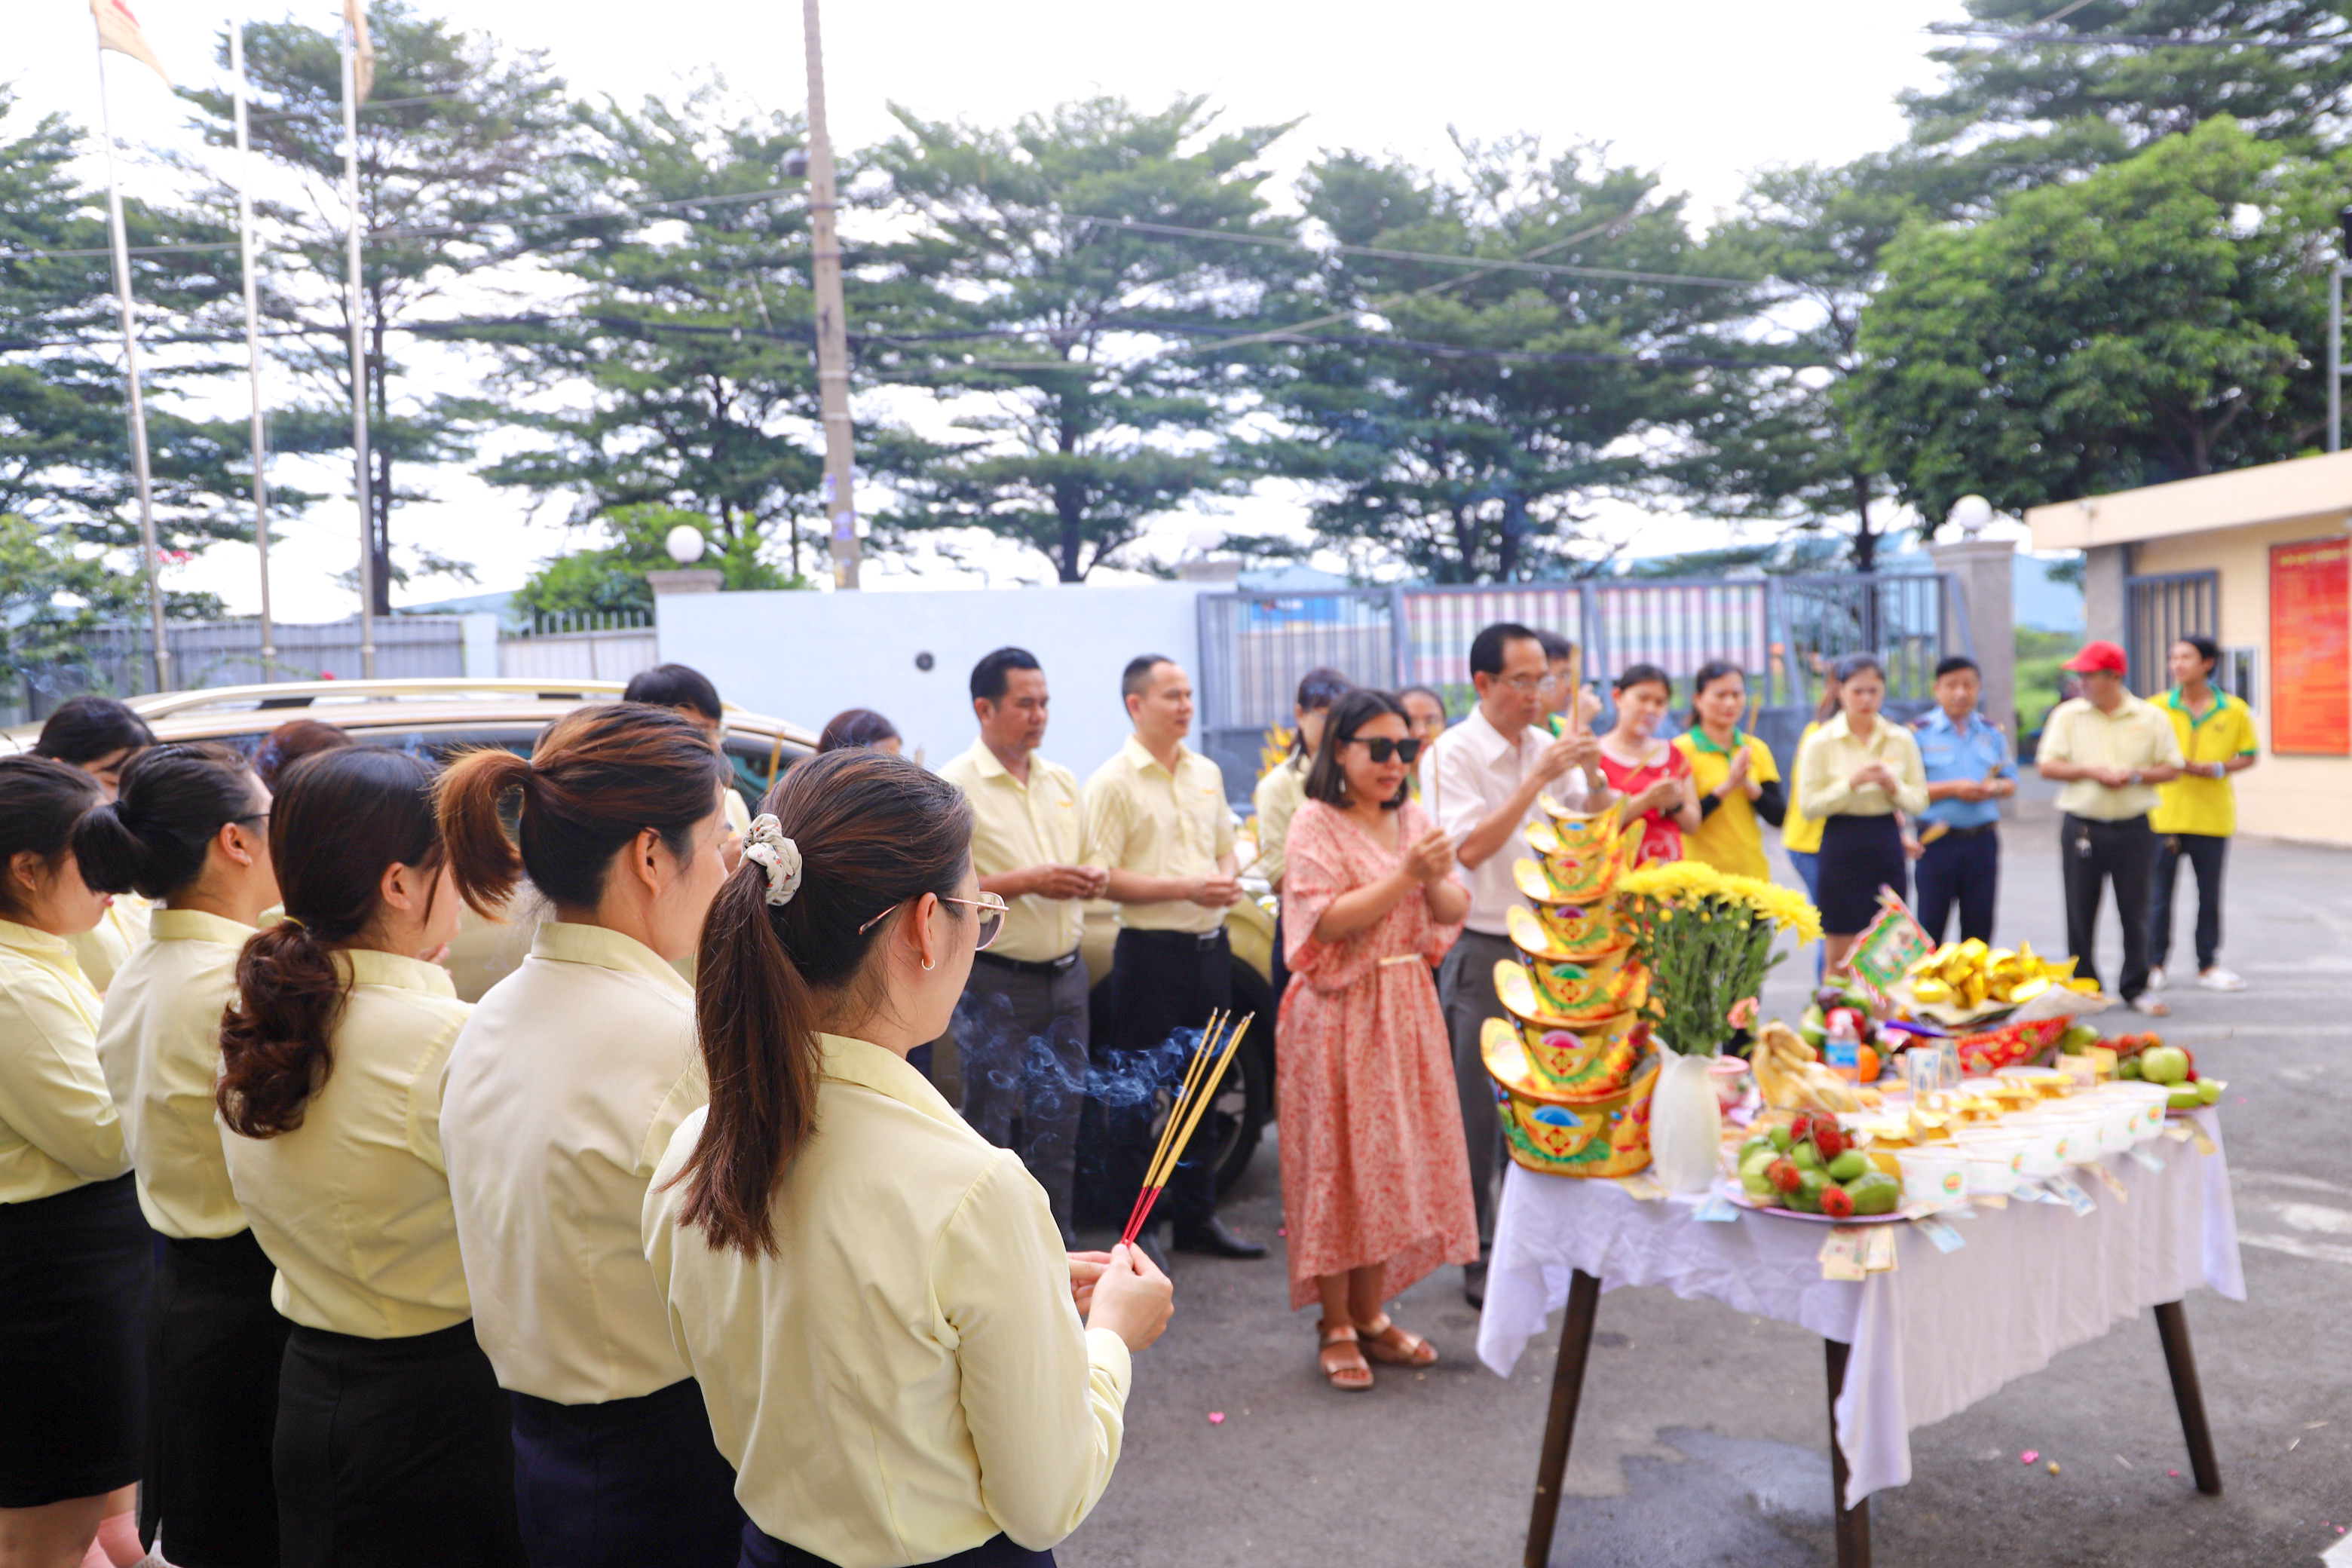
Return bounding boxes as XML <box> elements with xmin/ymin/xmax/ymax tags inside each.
<box><xmin>1201</xmin><ymin>573</ymin><xmax>1971</xmax><ymax>802</ymax></box>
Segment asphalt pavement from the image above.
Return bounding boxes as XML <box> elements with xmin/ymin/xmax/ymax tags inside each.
<box><xmin>1061</xmin><ymin>778</ymin><xmax>2352</xmax><ymax>1568</ymax></box>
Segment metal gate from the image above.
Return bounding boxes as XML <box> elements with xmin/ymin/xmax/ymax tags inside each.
<box><xmin>2124</xmin><ymin>571</ymin><xmax>2218</xmax><ymax>696</ymax></box>
<box><xmin>1196</xmin><ymin>589</ymin><xmax>1402</xmax><ymax>801</ymax></box>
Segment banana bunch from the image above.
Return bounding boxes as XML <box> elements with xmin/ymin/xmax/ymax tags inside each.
<box><xmin>1903</xmin><ymin>939</ymin><xmax>2091</xmax><ymax>1010</ymax></box>
<box><xmin>1751</xmin><ymin>1021</ymin><xmax>1864</xmax><ymax>1115</ymax></box>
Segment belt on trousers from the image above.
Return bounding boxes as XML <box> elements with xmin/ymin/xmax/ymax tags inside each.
<box><xmin>972</xmin><ymin>948</ymin><xmax>1082</xmax><ymax>977</ymax></box>
<box><xmin>1928</xmin><ymin>822</ymin><xmax>1998</xmax><ymax>841</ymax></box>
<box><xmin>1122</xmin><ymin>926</ymin><xmax>1229</xmax><ymax>952</ymax></box>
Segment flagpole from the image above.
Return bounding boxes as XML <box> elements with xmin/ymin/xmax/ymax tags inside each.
<box><xmin>91</xmin><ymin>37</ymin><xmax>173</xmax><ymax>694</ymax></box>
<box><xmin>340</xmin><ymin>14</ymin><xmax>376</xmax><ymax>678</ymax></box>
<box><xmin>231</xmin><ymin>18</ymin><xmax>274</xmax><ymax>682</ymax></box>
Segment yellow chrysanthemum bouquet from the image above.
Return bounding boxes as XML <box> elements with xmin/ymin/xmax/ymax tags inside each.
<box><xmin>1617</xmin><ymin>861</ymin><xmax>1821</xmax><ymax>1057</ymax></box>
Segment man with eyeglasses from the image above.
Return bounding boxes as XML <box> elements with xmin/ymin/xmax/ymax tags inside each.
<box><xmin>1083</xmin><ymin>654</ymin><xmax>1264</xmax><ymax>1263</ymax></box>
<box><xmin>1420</xmin><ymin>623</ymin><xmax>1610</xmax><ymax>1305</ymax></box>
<box><xmin>936</xmin><ymin>647</ymin><xmax>1104</xmax><ymax>1244</ymax></box>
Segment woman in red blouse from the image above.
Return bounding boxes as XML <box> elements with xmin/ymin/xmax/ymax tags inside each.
<box><xmin>1596</xmin><ymin>663</ymin><xmax>1701</xmax><ymax>865</ymax></box>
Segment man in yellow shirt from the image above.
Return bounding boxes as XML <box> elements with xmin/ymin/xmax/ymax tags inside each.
<box><xmin>2032</xmin><ymin>640</ymin><xmax>2184</xmax><ymax>1015</ymax></box>
<box><xmin>2148</xmin><ymin>635</ymin><xmax>2259</xmax><ymax>994</ymax></box>
<box><xmin>939</xmin><ymin>648</ymin><xmax>1106</xmax><ymax>1243</ymax></box>
<box><xmin>1083</xmin><ymin>655</ymin><xmax>1262</xmax><ymax>1261</ymax></box>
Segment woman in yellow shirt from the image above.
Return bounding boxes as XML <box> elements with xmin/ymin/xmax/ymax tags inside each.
<box><xmin>216</xmin><ymin>748</ymin><xmax>522</xmax><ymax>1568</ymax></box>
<box><xmin>645</xmin><ymin>748</ymin><xmax>1176</xmax><ymax>1568</ymax></box>
<box><xmin>1796</xmin><ymin>654</ymin><xmax>1930</xmax><ymax>971</ymax></box>
<box><xmin>31</xmin><ymin>697</ymin><xmax>158</xmax><ymax>993</ymax></box>
<box><xmin>80</xmin><ymin>743</ymin><xmax>283</xmax><ymax>1568</ymax></box>
<box><xmin>1673</xmin><ymin>660</ymin><xmax>1786</xmax><ymax>882</ymax></box>
<box><xmin>0</xmin><ymin>755</ymin><xmax>144</xmax><ymax>1568</ymax></box>
<box><xmin>436</xmin><ymin>705</ymin><xmax>741</xmax><ymax>1567</ymax></box>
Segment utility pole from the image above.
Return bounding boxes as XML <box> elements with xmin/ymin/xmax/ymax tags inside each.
<box><xmin>801</xmin><ymin>0</ymin><xmax>859</xmax><ymax>588</ymax></box>
<box><xmin>232</xmin><ymin>18</ymin><xmax>275</xmax><ymax>680</ymax></box>
<box><xmin>2332</xmin><ymin>208</ymin><xmax>2352</xmax><ymax>455</ymax></box>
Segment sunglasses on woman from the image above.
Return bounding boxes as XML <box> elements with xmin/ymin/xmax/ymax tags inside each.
<box><xmin>1349</xmin><ymin>737</ymin><xmax>1423</xmax><ymax>765</ymax></box>
<box><xmin>858</xmin><ymin>892</ymin><xmax>1009</xmax><ymax>951</ymax></box>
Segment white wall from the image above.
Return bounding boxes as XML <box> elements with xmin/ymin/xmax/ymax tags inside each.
<box><xmin>657</xmin><ymin>583</ymin><xmax>1205</xmax><ymax>780</ymax></box>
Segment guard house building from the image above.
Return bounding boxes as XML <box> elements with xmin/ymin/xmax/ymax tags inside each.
<box><xmin>2028</xmin><ymin>450</ymin><xmax>2352</xmax><ymax>847</ymax></box>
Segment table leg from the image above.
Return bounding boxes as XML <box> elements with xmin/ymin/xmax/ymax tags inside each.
<box><xmin>1523</xmin><ymin>1269</ymin><xmax>1601</xmax><ymax>1568</ymax></box>
<box><xmin>2152</xmin><ymin>1300</ymin><xmax>2223</xmax><ymax>1496</ymax></box>
<box><xmin>1824</xmin><ymin>1339</ymin><xmax>1872</xmax><ymax>1568</ymax></box>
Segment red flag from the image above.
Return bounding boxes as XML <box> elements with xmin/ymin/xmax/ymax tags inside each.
<box><xmin>91</xmin><ymin>0</ymin><xmax>170</xmax><ymax>85</ymax></box>
<box><xmin>344</xmin><ymin>0</ymin><xmax>375</xmax><ymax>104</ymax></box>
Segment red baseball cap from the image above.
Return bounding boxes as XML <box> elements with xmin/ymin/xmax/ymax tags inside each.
<box><xmin>2063</xmin><ymin>640</ymin><xmax>2127</xmax><ymax>675</ymax></box>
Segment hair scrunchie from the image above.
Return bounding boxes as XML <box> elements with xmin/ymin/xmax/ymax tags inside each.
<box><xmin>743</xmin><ymin>813</ymin><xmax>804</xmax><ymax>908</ymax></box>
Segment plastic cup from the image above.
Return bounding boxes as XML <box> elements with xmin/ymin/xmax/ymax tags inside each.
<box><xmin>2003</xmin><ymin>1113</ymin><xmax>2071</xmax><ymax>1177</ymax></box>
<box><xmin>1894</xmin><ymin>1147</ymin><xmax>1969</xmax><ymax>1209</ymax></box>
<box><xmin>1949</xmin><ymin>1129</ymin><xmax>2028</xmax><ymax>1195</ymax></box>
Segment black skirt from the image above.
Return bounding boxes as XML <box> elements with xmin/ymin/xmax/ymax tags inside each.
<box><xmin>740</xmin><ymin>1525</ymin><xmax>1053</xmax><ymax>1568</ymax></box>
<box><xmin>1815</xmin><ymin>813</ymin><xmax>1909</xmax><ymax>937</ymax></box>
<box><xmin>142</xmin><ymin>1228</ymin><xmax>289</xmax><ymax>1568</ymax></box>
<box><xmin>510</xmin><ymin>1377</ymin><xmax>743</xmax><ymax>1568</ymax></box>
<box><xmin>277</xmin><ymin>1319</ymin><xmax>525</xmax><ymax>1568</ymax></box>
<box><xmin>0</xmin><ymin>1174</ymin><xmax>150</xmax><ymax>1508</ymax></box>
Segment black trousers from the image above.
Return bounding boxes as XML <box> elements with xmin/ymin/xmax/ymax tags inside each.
<box><xmin>954</xmin><ymin>953</ymin><xmax>1090</xmax><ymax>1244</ymax></box>
<box><xmin>1438</xmin><ymin>929</ymin><xmax>1517</xmax><ymax>1248</ymax></box>
<box><xmin>277</xmin><ymin>1320</ymin><xmax>525</xmax><ymax>1568</ymax></box>
<box><xmin>142</xmin><ymin>1229</ymin><xmax>288</xmax><ymax>1567</ymax></box>
<box><xmin>510</xmin><ymin>1377</ymin><xmax>742</xmax><ymax>1568</ymax></box>
<box><xmin>2151</xmin><ymin>831</ymin><xmax>2229</xmax><ymax>972</ymax></box>
<box><xmin>1101</xmin><ymin>927</ymin><xmax>1230</xmax><ymax>1230</ymax></box>
<box><xmin>740</xmin><ymin>1524</ymin><xmax>1051</xmax><ymax>1567</ymax></box>
<box><xmin>2061</xmin><ymin>813</ymin><xmax>2158</xmax><ymax>1002</ymax></box>
<box><xmin>1913</xmin><ymin>826</ymin><xmax>1999</xmax><ymax>946</ymax></box>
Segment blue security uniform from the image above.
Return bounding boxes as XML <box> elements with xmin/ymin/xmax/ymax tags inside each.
<box><xmin>1911</xmin><ymin>709</ymin><xmax>2017</xmax><ymax>945</ymax></box>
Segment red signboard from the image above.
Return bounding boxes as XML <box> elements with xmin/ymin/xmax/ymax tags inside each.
<box><xmin>2270</xmin><ymin>538</ymin><xmax>2351</xmax><ymax>755</ymax></box>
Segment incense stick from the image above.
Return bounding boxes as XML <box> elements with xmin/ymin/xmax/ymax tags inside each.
<box><xmin>1122</xmin><ymin>1015</ymin><xmax>1254</xmax><ymax>1246</ymax></box>
<box><xmin>1120</xmin><ymin>1013</ymin><xmax>1225</xmax><ymax>1241</ymax></box>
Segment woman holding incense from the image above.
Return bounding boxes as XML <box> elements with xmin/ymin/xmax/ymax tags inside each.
<box><xmin>216</xmin><ymin>748</ymin><xmax>525</xmax><ymax>1567</ymax></box>
<box><xmin>80</xmin><ymin>743</ymin><xmax>285</xmax><ymax>1568</ymax></box>
<box><xmin>435</xmin><ymin>705</ymin><xmax>743</xmax><ymax>1567</ymax></box>
<box><xmin>644</xmin><ymin>748</ymin><xmax>1173</xmax><ymax>1568</ymax></box>
<box><xmin>1672</xmin><ymin>660</ymin><xmax>1786</xmax><ymax>882</ymax></box>
<box><xmin>1595</xmin><ymin>664</ymin><xmax>1702</xmax><ymax>867</ymax></box>
<box><xmin>1275</xmin><ymin>689</ymin><xmax>1474</xmax><ymax>1392</ymax></box>
<box><xmin>1796</xmin><ymin>653</ymin><xmax>1928</xmax><ymax>972</ymax></box>
<box><xmin>0</xmin><ymin>756</ymin><xmax>147</xmax><ymax>1568</ymax></box>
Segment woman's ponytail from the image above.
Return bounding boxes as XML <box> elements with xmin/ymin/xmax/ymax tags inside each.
<box><xmin>672</xmin><ymin>748</ymin><xmax>973</xmax><ymax>1256</ymax></box>
<box><xmin>435</xmin><ymin>746</ymin><xmax>534</xmax><ymax>918</ymax></box>
<box><xmin>434</xmin><ymin>703</ymin><xmax>728</xmax><ymax>920</ymax></box>
<box><xmin>218</xmin><ymin>747</ymin><xmax>441</xmax><ymax>1140</ymax></box>
<box><xmin>72</xmin><ymin>743</ymin><xmax>257</xmax><ymax>900</ymax></box>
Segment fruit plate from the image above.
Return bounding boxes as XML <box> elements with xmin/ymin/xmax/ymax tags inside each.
<box><xmin>1715</xmin><ymin>1181</ymin><xmax>1913</xmax><ymax>1225</ymax></box>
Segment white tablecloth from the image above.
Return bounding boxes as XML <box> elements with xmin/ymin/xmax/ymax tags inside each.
<box><xmin>1475</xmin><ymin>1112</ymin><xmax>2245</xmax><ymax>1508</ymax></box>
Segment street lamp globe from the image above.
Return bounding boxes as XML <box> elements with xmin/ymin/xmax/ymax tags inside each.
<box><xmin>664</xmin><ymin>523</ymin><xmax>707</xmax><ymax>565</ymax></box>
<box><xmin>1949</xmin><ymin>495</ymin><xmax>1995</xmax><ymax>539</ymax></box>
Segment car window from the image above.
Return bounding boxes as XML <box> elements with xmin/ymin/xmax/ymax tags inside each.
<box><xmin>721</xmin><ymin>730</ymin><xmax>805</xmax><ymax>814</ymax></box>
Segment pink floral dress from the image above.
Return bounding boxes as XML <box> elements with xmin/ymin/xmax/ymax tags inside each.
<box><xmin>1276</xmin><ymin>799</ymin><xmax>1478</xmax><ymax>1311</ymax></box>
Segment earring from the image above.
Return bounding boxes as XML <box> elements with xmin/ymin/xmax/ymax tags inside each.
<box><xmin>922</xmin><ymin>957</ymin><xmax>936</xmax><ymax>972</ymax></box>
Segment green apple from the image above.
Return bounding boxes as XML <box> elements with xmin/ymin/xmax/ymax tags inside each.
<box><xmin>2198</xmin><ymin>1078</ymin><xmax>2222</xmax><ymax>1105</ymax></box>
<box><xmin>2139</xmin><ymin>1046</ymin><xmax>2190</xmax><ymax>1086</ymax></box>
<box><xmin>1845</xmin><ymin>1172</ymin><xmax>1901</xmax><ymax>1216</ymax></box>
<box><xmin>2167</xmin><ymin>1086</ymin><xmax>2203</xmax><ymax>1112</ymax></box>
<box><xmin>1827</xmin><ymin>1150</ymin><xmax>1869</xmax><ymax>1182</ymax></box>
<box><xmin>2118</xmin><ymin>1056</ymin><xmax>2143</xmax><ymax>1080</ymax></box>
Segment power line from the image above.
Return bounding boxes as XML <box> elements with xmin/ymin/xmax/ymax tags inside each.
<box><xmin>1085</xmin><ymin>216</ymin><xmax>1753</xmax><ymax>289</ymax></box>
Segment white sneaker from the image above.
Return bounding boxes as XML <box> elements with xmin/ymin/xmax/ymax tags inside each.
<box><xmin>2145</xmin><ymin>966</ymin><xmax>2167</xmax><ymax>992</ymax></box>
<box><xmin>2199</xmin><ymin>966</ymin><xmax>2247</xmax><ymax>992</ymax></box>
<box><xmin>2130</xmin><ymin>992</ymin><xmax>2171</xmax><ymax>1017</ymax></box>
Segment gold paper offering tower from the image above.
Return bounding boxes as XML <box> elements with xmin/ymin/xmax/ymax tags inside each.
<box><xmin>1480</xmin><ymin>796</ymin><xmax>1659</xmax><ymax>1177</ymax></box>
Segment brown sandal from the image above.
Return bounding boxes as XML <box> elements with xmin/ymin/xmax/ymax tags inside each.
<box><xmin>1358</xmin><ymin>1312</ymin><xmax>1438</xmax><ymax>1367</ymax></box>
<box><xmin>1317</xmin><ymin>1321</ymin><xmax>1374</xmax><ymax>1392</ymax></box>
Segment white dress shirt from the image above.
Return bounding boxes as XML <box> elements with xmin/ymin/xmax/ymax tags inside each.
<box><xmin>1422</xmin><ymin>709</ymin><xmax>1589</xmax><ymax>937</ymax></box>
<box><xmin>442</xmin><ymin>921</ymin><xmax>707</xmax><ymax>1404</ymax></box>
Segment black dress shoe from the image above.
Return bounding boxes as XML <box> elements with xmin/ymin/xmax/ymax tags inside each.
<box><xmin>1464</xmin><ymin>1260</ymin><xmax>1487</xmax><ymax>1309</ymax></box>
<box><xmin>1171</xmin><ymin>1217</ymin><xmax>1267</xmax><ymax>1259</ymax></box>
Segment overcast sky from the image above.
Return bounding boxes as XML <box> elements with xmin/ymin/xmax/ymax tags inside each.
<box><xmin>13</xmin><ymin>0</ymin><xmax>1968</xmax><ymax>618</ymax></box>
